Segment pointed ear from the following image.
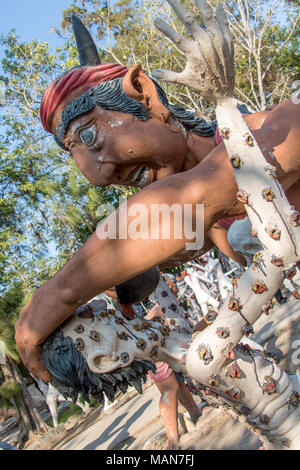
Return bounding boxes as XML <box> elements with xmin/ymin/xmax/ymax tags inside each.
<box><xmin>122</xmin><ymin>65</ymin><xmax>170</xmax><ymax>122</ymax></box>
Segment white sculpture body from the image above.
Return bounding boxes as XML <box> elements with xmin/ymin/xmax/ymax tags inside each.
<box><xmin>184</xmin><ymin>267</ymin><xmax>220</xmax><ymax>316</ymax></box>
<box><xmin>150</xmin><ymin>0</ymin><xmax>300</xmax><ymax>448</ymax></box>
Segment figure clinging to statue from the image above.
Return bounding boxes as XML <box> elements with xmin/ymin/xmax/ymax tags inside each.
<box><xmin>15</xmin><ymin>0</ymin><xmax>299</xmax><ymax>429</ymax></box>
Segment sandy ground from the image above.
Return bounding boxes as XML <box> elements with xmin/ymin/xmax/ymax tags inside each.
<box><xmin>57</xmin><ymin>386</ymin><xmax>264</xmax><ymax>451</ymax></box>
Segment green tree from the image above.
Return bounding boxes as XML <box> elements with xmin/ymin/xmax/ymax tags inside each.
<box><xmin>0</xmin><ymin>33</ymin><xmax>64</xmax><ymax>292</ymax></box>
<box><xmin>59</xmin><ymin>0</ymin><xmax>299</xmax><ymax>114</ymax></box>
<box><xmin>225</xmin><ymin>0</ymin><xmax>300</xmax><ymax>110</ymax></box>
<box><xmin>0</xmin><ymin>17</ymin><xmax>141</xmax><ymax>294</ymax></box>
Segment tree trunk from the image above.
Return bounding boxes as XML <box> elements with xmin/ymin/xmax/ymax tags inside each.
<box><xmin>0</xmin><ymin>359</ymin><xmax>30</xmax><ymax>443</ymax></box>
<box><xmin>7</xmin><ymin>357</ymin><xmax>49</xmax><ymax>433</ymax></box>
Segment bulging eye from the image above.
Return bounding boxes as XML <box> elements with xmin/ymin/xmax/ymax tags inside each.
<box><xmin>80</xmin><ymin>124</ymin><xmax>96</xmax><ymax>145</ymax></box>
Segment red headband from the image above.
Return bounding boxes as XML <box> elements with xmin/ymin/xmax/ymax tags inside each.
<box><xmin>40</xmin><ymin>63</ymin><xmax>128</xmax><ymax>134</ymax></box>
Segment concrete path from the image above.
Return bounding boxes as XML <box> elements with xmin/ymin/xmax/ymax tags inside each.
<box><xmin>60</xmin><ymin>384</ymin><xmax>164</xmax><ymax>450</ymax></box>
<box><xmin>59</xmin><ymin>384</ymin><xmax>265</xmax><ymax>451</ymax></box>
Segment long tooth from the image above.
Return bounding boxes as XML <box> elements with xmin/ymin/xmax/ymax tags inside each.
<box><xmin>131</xmin><ymin>166</ymin><xmax>144</xmax><ymax>182</ymax></box>
<box><xmin>139</xmin><ymin>168</ymin><xmax>149</xmax><ymax>186</ymax></box>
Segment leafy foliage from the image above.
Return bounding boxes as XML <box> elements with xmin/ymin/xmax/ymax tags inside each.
<box><xmin>0</xmin><ymin>380</ymin><xmax>22</xmax><ymax>409</ymax></box>
<box><xmin>0</xmin><ymin>283</ymin><xmax>24</xmax><ymax>360</ymax></box>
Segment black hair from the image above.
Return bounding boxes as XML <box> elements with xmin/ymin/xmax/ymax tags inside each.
<box><xmin>42</xmin><ymin>329</ymin><xmax>156</xmax><ymax>404</ymax></box>
<box><xmin>55</xmin><ymin>75</ymin><xmax>217</xmax><ymax>148</ymax></box>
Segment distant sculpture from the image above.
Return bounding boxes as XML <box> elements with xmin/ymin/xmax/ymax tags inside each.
<box><xmin>182</xmin><ymin>256</ymin><xmax>234</xmax><ymax>317</ymax></box>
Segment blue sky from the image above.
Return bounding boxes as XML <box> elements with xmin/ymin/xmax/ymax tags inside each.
<box><xmin>0</xmin><ymin>0</ymin><xmax>73</xmax><ymax>49</ymax></box>
<box><xmin>0</xmin><ymin>1</ymin><xmax>76</xmax><ymax>262</ymax></box>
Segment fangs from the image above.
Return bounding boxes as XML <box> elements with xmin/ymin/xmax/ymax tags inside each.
<box><xmin>131</xmin><ymin>166</ymin><xmax>149</xmax><ymax>187</ymax></box>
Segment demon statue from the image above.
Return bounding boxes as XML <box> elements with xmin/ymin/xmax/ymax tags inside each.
<box><xmin>15</xmin><ymin>0</ymin><xmax>300</xmax><ymax>449</ymax></box>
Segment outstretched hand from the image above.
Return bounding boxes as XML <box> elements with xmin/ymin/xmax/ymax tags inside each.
<box><xmin>153</xmin><ymin>0</ymin><xmax>234</xmax><ymax>102</ymax></box>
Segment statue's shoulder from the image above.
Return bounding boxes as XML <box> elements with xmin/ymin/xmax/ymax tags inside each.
<box><xmin>244</xmin><ymin>109</ymin><xmax>272</xmax><ymax>130</ymax></box>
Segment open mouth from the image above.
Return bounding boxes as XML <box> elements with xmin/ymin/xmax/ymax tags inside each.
<box><xmin>130</xmin><ymin>166</ymin><xmax>150</xmax><ymax>187</ymax></box>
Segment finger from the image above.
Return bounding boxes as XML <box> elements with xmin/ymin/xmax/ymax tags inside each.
<box><xmin>194</xmin><ymin>1</ymin><xmax>230</xmax><ymax>86</ymax></box>
<box><xmin>216</xmin><ymin>3</ymin><xmax>233</xmax><ymax>55</ymax></box>
<box><xmin>145</xmin><ymin>312</ymin><xmax>154</xmax><ymax>320</ymax></box>
<box><xmin>166</xmin><ymin>0</ymin><xmax>205</xmax><ymax>41</ymax></box>
<box><xmin>146</xmin><ymin>304</ymin><xmax>159</xmax><ymax>316</ymax></box>
<box><xmin>196</xmin><ymin>32</ymin><xmax>226</xmax><ymax>87</ymax></box>
<box><xmin>152</xmin><ymin>68</ymin><xmax>186</xmax><ymax>85</ymax></box>
<box><xmin>195</xmin><ymin>0</ymin><xmax>231</xmax><ymax>71</ymax></box>
<box><xmin>24</xmin><ymin>344</ymin><xmax>52</xmax><ymax>383</ymax></box>
<box><xmin>145</xmin><ymin>310</ymin><xmax>157</xmax><ymax>320</ymax></box>
<box><xmin>195</xmin><ymin>0</ymin><xmax>215</xmax><ymax>29</ymax></box>
<box><xmin>154</xmin><ymin>18</ymin><xmax>194</xmax><ymax>55</ymax></box>
<box><xmin>215</xmin><ymin>4</ymin><xmax>234</xmax><ymax>84</ymax></box>
<box><xmin>165</xmin><ymin>0</ymin><xmax>223</xmax><ymax>87</ymax></box>
<box><xmin>216</xmin><ymin>3</ymin><xmax>230</xmax><ymax>34</ymax></box>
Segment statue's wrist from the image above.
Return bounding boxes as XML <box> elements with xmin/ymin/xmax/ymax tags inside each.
<box><xmin>24</xmin><ymin>281</ymin><xmax>78</xmax><ymax>345</ymax></box>
<box><xmin>44</xmin><ymin>268</ymin><xmax>82</xmax><ymax>308</ymax></box>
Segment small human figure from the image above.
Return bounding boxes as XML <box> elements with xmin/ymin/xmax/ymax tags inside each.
<box><xmin>148</xmin><ymin>363</ymin><xmax>201</xmax><ymax>449</ymax></box>
<box><xmin>145</xmin><ymin>304</ymin><xmax>202</xmax><ymax>449</ymax></box>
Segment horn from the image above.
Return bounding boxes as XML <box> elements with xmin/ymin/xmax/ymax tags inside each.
<box><xmin>72</xmin><ymin>15</ymin><xmax>101</xmax><ymax>66</ymax></box>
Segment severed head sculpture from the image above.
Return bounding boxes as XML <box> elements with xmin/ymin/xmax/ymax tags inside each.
<box><xmin>41</xmin><ymin>267</ymin><xmax>192</xmax><ymax>405</ymax></box>
<box><xmin>41</xmin><ymin>309</ymin><xmax>158</xmax><ymax>404</ymax></box>
<box><xmin>41</xmin><ymin>266</ymin><xmax>166</xmax><ymax>403</ymax></box>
